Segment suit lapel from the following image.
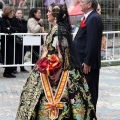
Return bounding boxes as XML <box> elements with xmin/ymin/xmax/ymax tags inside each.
<box><xmin>85</xmin><ymin>10</ymin><xmax>96</xmax><ymax>23</ymax></box>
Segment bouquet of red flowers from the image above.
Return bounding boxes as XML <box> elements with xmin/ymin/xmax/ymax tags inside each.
<box><xmin>36</xmin><ymin>54</ymin><xmax>62</xmax><ymax>76</ymax></box>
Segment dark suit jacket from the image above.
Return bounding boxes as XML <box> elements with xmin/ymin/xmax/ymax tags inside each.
<box><xmin>74</xmin><ymin>10</ymin><xmax>103</xmax><ymax>69</ymax></box>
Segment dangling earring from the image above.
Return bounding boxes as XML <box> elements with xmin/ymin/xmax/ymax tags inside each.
<box><xmin>55</xmin><ymin>17</ymin><xmax>57</xmax><ymax>24</ymax></box>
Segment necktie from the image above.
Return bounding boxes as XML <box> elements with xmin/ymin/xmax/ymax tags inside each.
<box><xmin>80</xmin><ymin>16</ymin><xmax>86</xmax><ymax>28</ymax></box>
<box><xmin>82</xmin><ymin>16</ymin><xmax>86</xmax><ymax>23</ymax></box>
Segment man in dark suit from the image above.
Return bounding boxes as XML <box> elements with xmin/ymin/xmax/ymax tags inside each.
<box><xmin>74</xmin><ymin>0</ymin><xmax>103</xmax><ymax>111</ymax></box>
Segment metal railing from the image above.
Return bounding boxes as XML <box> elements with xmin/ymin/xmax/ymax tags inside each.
<box><xmin>102</xmin><ymin>31</ymin><xmax>120</xmax><ymax>62</ymax></box>
<box><xmin>0</xmin><ymin>31</ymin><xmax>120</xmax><ymax>67</ymax></box>
<box><xmin>0</xmin><ymin>33</ymin><xmax>47</xmax><ymax>67</ymax></box>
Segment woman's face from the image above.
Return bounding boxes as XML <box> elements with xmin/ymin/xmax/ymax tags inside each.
<box><xmin>47</xmin><ymin>6</ymin><xmax>55</xmax><ymax>24</ymax></box>
<box><xmin>34</xmin><ymin>10</ymin><xmax>41</xmax><ymax>19</ymax></box>
<box><xmin>15</xmin><ymin>10</ymin><xmax>23</xmax><ymax>20</ymax></box>
<box><xmin>8</xmin><ymin>11</ymin><xmax>14</xmax><ymax>18</ymax></box>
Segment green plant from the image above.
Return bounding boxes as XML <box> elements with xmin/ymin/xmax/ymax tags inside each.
<box><xmin>101</xmin><ymin>61</ymin><xmax>120</xmax><ymax>67</ymax></box>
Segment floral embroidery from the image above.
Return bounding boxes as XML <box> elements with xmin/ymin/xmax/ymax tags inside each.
<box><xmin>30</xmin><ymin>69</ymin><xmax>96</xmax><ymax>120</ymax></box>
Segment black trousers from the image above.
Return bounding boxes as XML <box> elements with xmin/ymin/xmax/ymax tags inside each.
<box><xmin>4</xmin><ymin>67</ymin><xmax>14</xmax><ymax>74</ymax></box>
<box><xmin>78</xmin><ymin>53</ymin><xmax>100</xmax><ymax>111</ymax></box>
<box><xmin>85</xmin><ymin>69</ymin><xmax>99</xmax><ymax>111</ymax></box>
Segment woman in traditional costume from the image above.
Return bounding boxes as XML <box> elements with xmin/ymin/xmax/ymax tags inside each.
<box><xmin>16</xmin><ymin>2</ymin><xmax>96</xmax><ymax>120</ymax></box>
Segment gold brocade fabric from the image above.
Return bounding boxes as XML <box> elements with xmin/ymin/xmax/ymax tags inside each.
<box><xmin>16</xmin><ymin>67</ymin><xmax>96</xmax><ymax>120</ymax></box>
<box><xmin>16</xmin><ymin>67</ymin><xmax>43</xmax><ymax>120</ymax></box>
<box><xmin>16</xmin><ymin>25</ymin><xmax>59</xmax><ymax>120</ymax></box>
<box><xmin>45</xmin><ymin>25</ymin><xmax>58</xmax><ymax>47</ymax></box>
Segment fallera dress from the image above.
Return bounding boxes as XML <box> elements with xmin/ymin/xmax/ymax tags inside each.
<box><xmin>16</xmin><ymin>25</ymin><xmax>96</xmax><ymax>120</ymax></box>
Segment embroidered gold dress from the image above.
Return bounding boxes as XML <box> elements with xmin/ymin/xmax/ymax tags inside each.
<box><xmin>16</xmin><ymin>25</ymin><xmax>96</xmax><ymax>120</ymax></box>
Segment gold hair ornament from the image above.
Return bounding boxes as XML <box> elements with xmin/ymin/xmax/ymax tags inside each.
<box><xmin>53</xmin><ymin>6</ymin><xmax>60</xmax><ymax>10</ymax></box>
<box><xmin>52</xmin><ymin>6</ymin><xmax>60</xmax><ymax>15</ymax></box>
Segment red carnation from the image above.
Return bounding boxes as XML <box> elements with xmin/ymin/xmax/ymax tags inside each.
<box><xmin>80</xmin><ymin>21</ymin><xmax>86</xmax><ymax>28</ymax></box>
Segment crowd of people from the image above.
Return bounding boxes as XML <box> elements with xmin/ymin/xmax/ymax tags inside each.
<box><xmin>0</xmin><ymin>2</ymin><xmax>45</xmax><ymax>78</ymax></box>
<box><xmin>0</xmin><ymin>0</ymin><xmax>104</xmax><ymax>119</ymax></box>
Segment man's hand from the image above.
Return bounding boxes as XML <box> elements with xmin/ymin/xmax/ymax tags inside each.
<box><xmin>82</xmin><ymin>63</ymin><xmax>91</xmax><ymax>74</ymax></box>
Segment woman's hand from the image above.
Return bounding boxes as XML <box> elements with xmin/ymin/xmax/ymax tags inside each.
<box><xmin>40</xmin><ymin>27</ymin><xmax>44</xmax><ymax>33</ymax></box>
<box><xmin>39</xmin><ymin>19</ymin><xmax>44</xmax><ymax>25</ymax></box>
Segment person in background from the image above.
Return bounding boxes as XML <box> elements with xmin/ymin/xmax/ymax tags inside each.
<box><xmin>27</xmin><ymin>8</ymin><xmax>44</xmax><ymax>65</ymax></box>
<box><xmin>0</xmin><ymin>1</ymin><xmax>3</xmax><ymax>63</ymax></box>
<box><xmin>96</xmin><ymin>3</ymin><xmax>101</xmax><ymax>16</ymax></box>
<box><xmin>101</xmin><ymin>34</ymin><xmax>106</xmax><ymax>59</ymax></box>
<box><xmin>74</xmin><ymin>0</ymin><xmax>103</xmax><ymax>111</ymax></box>
<box><xmin>70</xmin><ymin>19</ymin><xmax>79</xmax><ymax>34</ymax></box>
<box><xmin>16</xmin><ymin>2</ymin><xmax>96</xmax><ymax>120</ymax></box>
<box><xmin>1</xmin><ymin>6</ymin><xmax>18</xmax><ymax>78</ymax></box>
<box><xmin>96</xmin><ymin>3</ymin><xmax>106</xmax><ymax>60</ymax></box>
<box><xmin>0</xmin><ymin>1</ymin><xmax>3</xmax><ymax>17</ymax></box>
<box><xmin>12</xmin><ymin>8</ymin><xmax>29</xmax><ymax>73</ymax></box>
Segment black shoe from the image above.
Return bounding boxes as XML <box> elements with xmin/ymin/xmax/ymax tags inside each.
<box><xmin>13</xmin><ymin>70</ymin><xmax>19</xmax><ymax>74</ymax></box>
<box><xmin>9</xmin><ymin>73</ymin><xmax>16</xmax><ymax>78</ymax></box>
<box><xmin>3</xmin><ymin>73</ymin><xmax>11</xmax><ymax>78</ymax></box>
<box><xmin>21</xmin><ymin>69</ymin><xmax>29</xmax><ymax>73</ymax></box>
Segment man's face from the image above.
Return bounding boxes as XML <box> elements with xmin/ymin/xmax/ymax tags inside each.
<box><xmin>80</xmin><ymin>0</ymin><xmax>91</xmax><ymax>13</ymax></box>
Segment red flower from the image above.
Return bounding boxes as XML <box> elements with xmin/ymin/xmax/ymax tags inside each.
<box><xmin>80</xmin><ymin>21</ymin><xmax>86</xmax><ymax>28</ymax></box>
<box><xmin>36</xmin><ymin>54</ymin><xmax>62</xmax><ymax>76</ymax></box>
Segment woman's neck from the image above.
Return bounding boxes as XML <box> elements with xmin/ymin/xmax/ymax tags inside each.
<box><xmin>34</xmin><ymin>17</ymin><xmax>40</xmax><ymax>21</ymax></box>
<box><xmin>51</xmin><ymin>21</ymin><xmax>57</xmax><ymax>27</ymax></box>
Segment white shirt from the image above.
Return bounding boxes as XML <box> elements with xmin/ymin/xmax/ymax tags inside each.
<box><xmin>81</xmin><ymin>10</ymin><xmax>93</xmax><ymax>21</ymax></box>
<box><xmin>84</xmin><ymin>10</ymin><xmax>93</xmax><ymax>19</ymax></box>
<box><xmin>0</xmin><ymin>9</ymin><xmax>3</xmax><ymax>17</ymax></box>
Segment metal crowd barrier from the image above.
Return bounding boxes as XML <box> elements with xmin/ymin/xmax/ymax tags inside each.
<box><xmin>0</xmin><ymin>31</ymin><xmax>120</xmax><ymax>67</ymax></box>
<box><xmin>102</xmin><ymin>31</ymin><xmax>120</xmax><ymax>62</ymax></box>
<box><xmin>0</xmin><ymin>33</ymin><xmax>47</xmax><ymax>67</ymax></box>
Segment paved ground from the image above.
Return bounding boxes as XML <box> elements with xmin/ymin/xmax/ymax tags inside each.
<box><xmin>0</xmin><ymin>66</ymin><xmax>120</xmax><ymax>120</ymax></box>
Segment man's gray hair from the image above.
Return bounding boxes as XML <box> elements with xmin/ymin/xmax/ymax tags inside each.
<box><xmin>87</xmin><ymin>0</ymin><xmax>98</xmax><ymax>10</ymax></box>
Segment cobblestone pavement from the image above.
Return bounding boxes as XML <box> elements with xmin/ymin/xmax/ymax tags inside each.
<box><xmin>0</xmin><ymin>66</ymin><xmax>120</xmax><ymax>120</ymax></box>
